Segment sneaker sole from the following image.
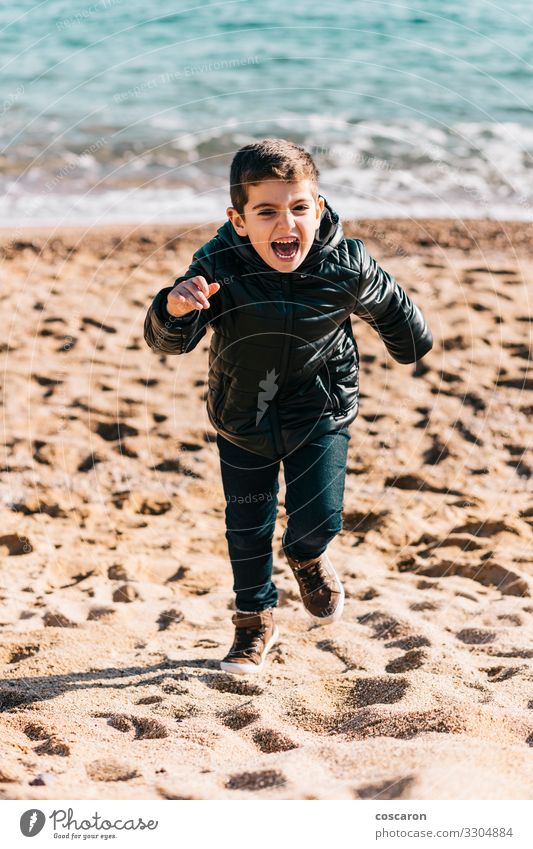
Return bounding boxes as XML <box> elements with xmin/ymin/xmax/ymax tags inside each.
<box><xmin>219</xmin><ymin>624</ymin><xmax>280</xmax><ymax>675</ymax></box>
<box><xmin>304</xmin><ymin>569</ymin><xmax>345</xmax><ymax>625</ymax></box>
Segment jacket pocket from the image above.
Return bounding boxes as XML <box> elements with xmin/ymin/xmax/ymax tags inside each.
<box><xmin>323</xmin><ymin>361</ymin><xmax>358</xmax><ymax>418</ymax></box>
<box><xmin>318</xmin><ymin>363</ymin><xmax>341</xmax><ymax>417</ymax></box>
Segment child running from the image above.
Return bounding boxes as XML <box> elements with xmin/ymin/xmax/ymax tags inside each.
<box><xmin>144</xmin><ymin>138</ymin><xmax>433</xmax><ymax>675</ymax></box>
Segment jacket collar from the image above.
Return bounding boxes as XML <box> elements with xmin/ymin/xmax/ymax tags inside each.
<box><xmin>215</xmin><ymin>195</ymin><xmax>344</xmax><ymax>277</ymax></box>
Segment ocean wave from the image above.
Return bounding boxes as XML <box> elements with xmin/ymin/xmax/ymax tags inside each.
<box><xmin>2</xmin><ymin>119</ymin><xmax>532</xmax><ymax>224</ymax></box>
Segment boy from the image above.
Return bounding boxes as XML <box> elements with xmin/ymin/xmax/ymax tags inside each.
<box><xmin>144</xmin><ymin>138</ymin><xmax>433</xmax><ymax>675</ymax></box>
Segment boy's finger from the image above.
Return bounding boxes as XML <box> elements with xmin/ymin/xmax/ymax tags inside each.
<box><xmin>207</xmin><ymin>281</ymin><xmax>220</xmax><ymax>297</ymax></box>
<box><xmin>191</xmin><ymin>275</ymin><xmax>209</xmax><ymax>296</ymax></box>
<box><xmin>184</xmin><ymin>281</ymin><xmax>209</xmax><ymax>308</ymax></box>
<box><xmin>186</xmin><ymin>294</ymin><xmax>205</xmax><ymax>309</ymax></box>
<box><xmin>172</xmin><ymin>292</ymin><xmax>203</xmax><ymax>311</ymax></box>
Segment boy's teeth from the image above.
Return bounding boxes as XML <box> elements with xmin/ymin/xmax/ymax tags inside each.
<box><xmin>272</xmin><ymin>238</ymin><xmax>299</xmax><ymax>259</ymax></box>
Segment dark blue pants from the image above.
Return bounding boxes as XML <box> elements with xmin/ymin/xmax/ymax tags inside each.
<box><xmin>217</xmin><ymin>428</ymin><xmax>350</xmax><ymax>612</ymax></box>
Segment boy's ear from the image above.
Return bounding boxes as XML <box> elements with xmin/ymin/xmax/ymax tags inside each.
<box><xmin>226</xmin><ymin>206</ymin><xmax>248</xmax><ymax>237</ymax></box>
<box><xmin>315</xmin><ymin>194</ymin><xmax>325</xmax><ymax>221</ymax></box>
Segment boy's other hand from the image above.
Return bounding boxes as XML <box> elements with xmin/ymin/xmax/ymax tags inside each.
<box><xmin>166</xmin><ymin>276</ymin><xmax>220</xmax><ymax>317</ymax></box>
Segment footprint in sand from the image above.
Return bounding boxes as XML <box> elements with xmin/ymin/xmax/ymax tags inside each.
<box><xmin>33</xmin><ymin>373</ymin><xmax>63</xmax><ymax>387</ymax></box>
<box><xmin>465</xmin><ymin>267</ymin><xmax>517</xmax><ymax>275</ymax></box>
<box><xmin>452</xmin><ymin>519</ymin><xmax>520</xmax><ymax>538</ymax></box>
<box><xmin>87</xmin><ymin>606</ymin><xmax>115</xmax><ymax>621</ymax></box>
<box><xmin>77</xmin><ymin>452</ymin><xmax>103</xmax><ymax>472</ymax></box>
<box><xmin>351</xmin><ymin>677</ymin><xmax>410</xmax><ymax>707</ymax></box>
<box><xmin>157</xmin><ymin>608</ymin><xmax>184</xmax><ymax>630</ymax></box>
<box><xmin>456</xmin><ymin>628</ymin><xmax>496</xmax><ymax>645</ymax></box>
<box><xmin>93</xmin><ymin>712</ymin><xmax>169</xmax><ymax>739</ymax></box>
<box><xmin>385</xmin><ymin>635</ymin><xmax>431</xmax><ymax>650</ymax></box>
<box><xmin>86</xmin><ymin>759</ymin><xmax>139</xmax><ymax>782</ymax></box>
<box><xmin>252</xmin><ymin>728</ymin><xmax>298</xmax><ymax>753</ymax></box>
<box><xmin>354</xmin><ymin>775</ymin><xmax>414</xmax><ymax>800</ymax></box>
<box><xmin>0</xmin><ymin>533</ymin><xmax>33</xmax><ymax>556</ymax></box>
<box><xmin>402</xmin><ymin>557</ymin><xmax>529</xmax><ymax>598</ymax></box>
<box><xmin>81</xmin><ymin>317</ymin><xmax>117</xmax><ymax>334</ymax></box>
<box><xmin>422</xmin><ymin>435</ymin><xmax>450</xmax><ymax>465</ymax></box>
<box><xmin>317</xmin><ymin>639</ymin><xmax>367</xmax><ymax>671</ymax></box>
<box><xmin>440</xmin><ymin>370</ymin><xmax>462</xmax><ymax>384</ymax></box>
<box><xmin>409</xmin><ymin>600</ymin><xmax>439</xmax><ymax>612</ymax></box>
<box><xmin>357</xmin><ymin>610</ymin><xmax>412</xmax><ymax>641</ymax></box>
<box><xmin>285</xmin><ymin>678</ymin><xmax>410</xmax><ymax>737</ymax></box>
<box><xmin>160</xmin><ymin>680</ymin><xmax>189</xmax><ymax>696</ymax></box>
<box><xmin>342</xmin><ymin>508</ymin><xmax>390</xmax><ymax>536</ymax></box>
<box><xmin>384</xmin><ymin>473</ymin><xmax>462</xmax><ymax>496</ymax></box>
<box><xmin>220</xmin><ymin>707</ymin><xmax>261</xmax><ymax>730</ymax></box>
<box><xmin>496</xmin><ymin>613</ymin><xmax>522</xmax><ymax>626</ymax></box>
<box><xmin>4</xmin><ymin>644</ymin><xmax>40</xmax><ymax>663</ymax></box>
<box><xmin>338</xmin><ymin>704</ymin><xmax>530</xmax><ymax>743</ymax></box>
<box><xmin>416</xmin><ymin>579</ymin><xmax>440</xmax><ymax>590</ymax></box>
<box><xmin>507</xmin><ymin>344</ymin><xmax>531</xmax><ymax>361</ymax></box>
<box><xmin>456</xmin><ymin>419</ymin><xmax>483</xmax><ymax>445</ymax></box>
<box><xmin>56</xmin><ymin>335</ymin><xmax>77</xmax><ymax>353</ymax></box>
<box><xmin>43</xmin><ymin>611</ymin><xmax>78</xmax><ymax>628</ymax></box>
<box><xmin>497</xmin><ymin>376</ymin><xmax>533</xmax><ymax>390</ymax></box>
<box><xmin>456</xmin><ymin>391</ymin><xmax>486</xmax><ymax>413</ymax></box>
<box><xmin>203</xmin><ymin>674</ymin><xmax>264</xmax><ymax>697</ymax></box>
<box><xmin>172</xmin><ymin>703</ymin><xmax>202</xmax><ymax>721</ymax></box>
<box><xmin>480</xmin><ymin>666</ymin><xmax>522</xmax><ymax>682</ymax></box>
<box><xmin>24</xmin><ymin>722</ymin><xmax>70</xmax><ymax>756</ymax></box>
<box><xmin>385</xmin><ymin>649</ymin><xmax>427</xmax><ymax>674</ymax></box>
<box><xmin>95</xmin><ymin>421</ymin><xmax>139</xmax><ymax>441</ymax></box>
<box><xmin>506</xmin><ymin>456</ymin><xmax>532</xmax><ymax>480</ymax></box>
<box><xmin>154</xmin><ymin>458</ymin><xmax>201</xmax><ymax>478</ymax></box>
<box><xmin>356</xmin><ymin>587</ymin><xmax>380</xmax><ymax>601</ymax></box>
<box><xmin>225</xmin><ymin>769</ymin><xmax>286</xmax><ymax>791</ymax></box>
<box><xmin>179</xmin><ymin>441</ymin><xmax>204</xmax><ymax>452</ymax></box>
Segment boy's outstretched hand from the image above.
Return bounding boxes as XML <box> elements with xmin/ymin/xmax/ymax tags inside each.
<box><xmin>166</xmin><ymin>276</ymin><xmax>220</xmax><ymax>317</ymax></box>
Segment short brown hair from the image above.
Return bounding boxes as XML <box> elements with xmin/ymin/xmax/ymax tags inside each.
<box><xmin>229</xmin><ymin>138</ymin><xmax>319</xmax><ymax>214</ymax></box>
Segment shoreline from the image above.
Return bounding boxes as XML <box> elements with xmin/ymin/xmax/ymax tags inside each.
<box><xmin>1</xmin><ymin>216</ymin><xmax>532</xmax><ymax>261</ymax></box>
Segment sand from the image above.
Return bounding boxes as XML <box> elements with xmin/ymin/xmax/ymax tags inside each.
<box><xmin>0</xmin><ymin>216</ymin><xmax>532</xmax><ymax>800</ymax></box>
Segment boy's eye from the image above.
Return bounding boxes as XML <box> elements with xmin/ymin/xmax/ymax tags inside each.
<box><xmin>258</xmin><ymin>205</ymin><xmax>309</xmax><ymax>216</ymax></box>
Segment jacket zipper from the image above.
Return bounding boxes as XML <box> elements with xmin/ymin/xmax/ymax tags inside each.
<box><xmin>277</xmin><ymin>277</ymin><xmax>293</xmax><ymax>387</ymax></box>
<box><xmin>269</xmin><ymin>276</ymin><xmax>293</xmax><ymax>455</ymax></box>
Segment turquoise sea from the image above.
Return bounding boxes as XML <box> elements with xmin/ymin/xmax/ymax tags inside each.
<box><xmin>1</xmin><ymin>0</ymin><xmax>532</xmax><ymax>224</ymax></box>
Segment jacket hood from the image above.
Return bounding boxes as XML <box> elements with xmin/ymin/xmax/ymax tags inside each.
<box><xmin>215</xmin><ymin>195</ymin><xmax>344</xmax><ymax>276</ymax></box>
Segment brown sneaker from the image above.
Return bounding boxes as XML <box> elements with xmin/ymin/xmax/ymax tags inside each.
<box><xmin>285</xmin><ymin>549</ymin><xmax>344</xmax><ymax>624</ymax></box>
<box><xmin>220</xmin><ymin>608</ymin><xmax>279</xmax><ymax>675</ymax></box>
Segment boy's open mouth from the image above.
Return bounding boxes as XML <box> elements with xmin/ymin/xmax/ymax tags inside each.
<box><xmin>271</xmin><ymin>237</ymin><xmax>300</xmax><ymax>261</ymax></box>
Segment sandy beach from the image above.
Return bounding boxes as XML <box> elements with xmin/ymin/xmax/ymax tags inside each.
<box><xmin>0</xmin><ymin>216</ymin><xmax>532</xmax><ymax>800</ymax></box>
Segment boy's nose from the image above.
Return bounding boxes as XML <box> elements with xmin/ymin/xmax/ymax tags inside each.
<box><xmin>277</xmin><ymin>210</ymin><xmax>296</xmax><ymax>228</ymax></box>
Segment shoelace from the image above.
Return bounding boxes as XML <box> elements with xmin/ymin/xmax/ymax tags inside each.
<box><xmin>229</xmin><ymin>626</ymin><xmax>266</xmax><ymax>658</ymax></box>
<box><xmin>296</xmin><ymin>561</ymin><xmax>329</xmax><ymax>597</ymax></box>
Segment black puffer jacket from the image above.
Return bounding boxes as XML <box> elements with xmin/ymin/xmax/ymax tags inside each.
<box><xmin>144</xmin><ymin>197</ymin><xmax>433</xmax><ymax>459</ymax></box>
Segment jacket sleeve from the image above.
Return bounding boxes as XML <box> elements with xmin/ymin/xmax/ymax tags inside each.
<box><xmin>351</xmin><ymin>240</ymin><xmax>433</xmax><ymax>364</ymax></box>
<box><xmin>143</xmin><ymin>248</ymin><xmax>219</xmax><ymax>355</ymax></box>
